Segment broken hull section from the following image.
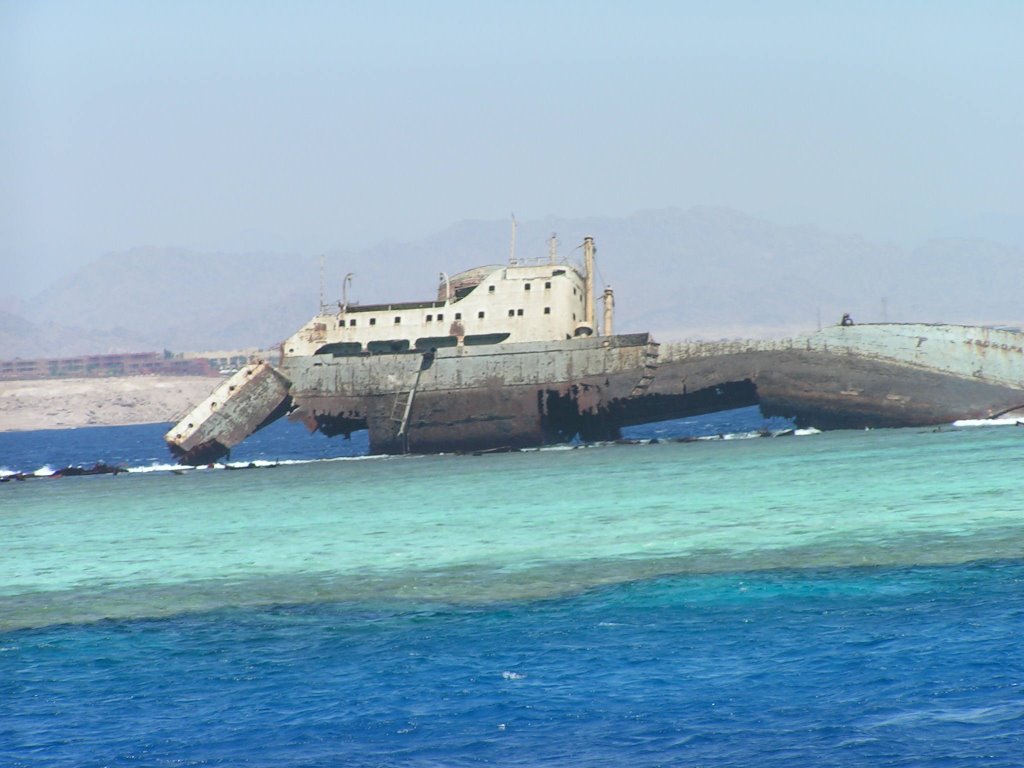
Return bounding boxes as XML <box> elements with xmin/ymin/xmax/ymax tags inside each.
<box><xmin>164</xmin><ymin>362</ymin><xmax>292</xmax><ymax>465</ymax></box>
<box><xmin>643</xmin><ymin>350</ymin><xmax>1024</xmax><ymax>430</ymax></box>
<box><xmin>759</xmin><ymin>351</ymin><xmax>1024</xmax><ymax>428</ymax></box>
<box><xmin>653</xmin><ymin>324</ymin><xmax>1024</xmax><ymax>429</ymax></box>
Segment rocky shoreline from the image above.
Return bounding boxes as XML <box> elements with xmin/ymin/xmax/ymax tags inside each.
<box><xmin>0</xmin><ymin>376</ymin><xmax>222</xmax><ymax>432</ymax></box>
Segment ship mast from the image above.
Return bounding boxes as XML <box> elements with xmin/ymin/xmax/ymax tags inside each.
<box><xmin>583</xmin><ymin>236</ymin><xmax>596</xmax><ymax>329</ymax></box>
<box><xmin>508</xmin><ymin>213</ymin><xmax>518</xmax><ymax>265</ymax></box>
<box><xmin>340</xmin><ymin>272</ymin><xmax>353</xmax><ymax>314</ymax></box>
<box><xmin>319</xmin><ymin>254</ymin><xmax>326</xmax><ymax>312</ymax></box>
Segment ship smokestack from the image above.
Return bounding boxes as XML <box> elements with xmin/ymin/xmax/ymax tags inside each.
<box><xmin>583</xmin><ymin>236</ymin><xmax>595</xmax><ymax>329</ymax></box>
<box><xmin>602</xmin><ymin>286</ymin><xmax>614</xmax><ymax>336</ymax></box>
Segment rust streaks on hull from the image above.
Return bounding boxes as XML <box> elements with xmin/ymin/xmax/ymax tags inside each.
<box><xmin>281</xmin><ymin>334</ymin><xmax>655</xmax><ymax>455</ymax></box>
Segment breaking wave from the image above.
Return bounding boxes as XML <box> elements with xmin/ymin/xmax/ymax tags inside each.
<box><xmin>952</xmin><ymin>417</ymin><xmax>1024</xmax><ymax>428</ymax></box>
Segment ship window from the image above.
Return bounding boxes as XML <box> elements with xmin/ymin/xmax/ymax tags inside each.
<box><xmin>415</xmin><ymin>335</ymin><xmax>458</xmax><ymax>350</ymax></box>
<box><xmin>508</xmin><ymin>309</ymin><xmax>515</xmax><ymax>317</ymax></box>
<box><xmin>524</xmin><ymin>283</ymin><xmax>531</xmax><ymax>291</ymax></box>
<box><xmin>455</xmin><ymin>312</ymin><xmax>462</xmax><ymax>320</ymax></box>
<box><xmin>437</xmin><ymin>313</ymin><xmax>444</xmax><ymax>321</ymax></box>
<box><xmin>545</xmin><ymin>281</ymin><xmax>551</xmax><ymax>289</ymax></box>
<box><xmin>368</xmin><ymin>339</ymin><xmax>410</xmax><ymax>354</ymax></box>
<box><xmin>544</xmin><ymin>307</ymin><xmax>551</xmax><ymax>315</ymax></box>
<box><xmin>369</xmin><ymin>318</ymin><xmax>377</xmax><ymax>326</ymax></box>
<box><xmin>349</xmin><ymin>318</ymin><xmax>357</xmax><ymax>327</ymax></box>
<box><xmin>465</xmin><ymin>332</ymin><xmax>511</xmax><ymax>346</ymax></box>
<box><xmin>426</xmin><ymin>314</ymin><xmax>433</xmax><ymax>322</ymax></box>
<box><xmin>517</xmin><ymin>309</ymin><xmax>524</xmax><ymax>316</ymax></box>
<box><xmin>488</xmin><ymin>285</ymin><xmax>495</xmax><ymax>293</ymax></box>
<box><xmin>316</xmin><ymin>341</ymin><xmax>362</xmax><ymax>356</ymax></box>
<box><xmin>572</xmin><ymin>313</ymin><xmax>576</xmax><ymax>321</ymax></box>
<box><xmin>553</xmin><ymin>269</ymin><xmax>566</xmax><ymax>276</ymax></box>
<box><xmin>394</xmin><ymin>316</ymin><xmax>401</xmax><ymax>324</ymax></box>
<box><xmin>478</xmin><ymin>311</ymin><xmax>485</xmax><ymax>319</ymax></box>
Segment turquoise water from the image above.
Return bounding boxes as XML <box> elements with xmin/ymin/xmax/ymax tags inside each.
<box><xmin>3</xmin><ymin>421</ymin><xmax>1024</xmax><ymax>765</ymax></box>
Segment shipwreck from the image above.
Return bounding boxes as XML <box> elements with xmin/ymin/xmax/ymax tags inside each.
<box><xmin>166</xmin><ymin>237</ymin><xmax>1024</xmax><ymax>464</ymax></box>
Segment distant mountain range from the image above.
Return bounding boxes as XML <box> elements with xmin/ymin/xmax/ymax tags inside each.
<box><xmin>2</xmin><ymin>207</ymin><xmax>1022</xmax><ymax>359</ymax></box>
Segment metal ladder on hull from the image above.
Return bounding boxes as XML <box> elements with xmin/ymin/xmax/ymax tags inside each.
<box><xmin>389</xmin><ymin>352</ymin><xmax>433</xmax><ymax>453</ymax></box>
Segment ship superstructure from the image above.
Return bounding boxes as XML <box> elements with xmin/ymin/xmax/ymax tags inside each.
<box><xmin>283</xmin><ymin>259</ymin><xmax>595</xmax><ymax>360</ymax></box>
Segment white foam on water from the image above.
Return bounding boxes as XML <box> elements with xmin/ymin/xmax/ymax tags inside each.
<box><xmin>127</xmin><ymin>463</ymin><xmax>199</xmax><ymax>474</ymax></box>
<box><xmin>952</xmin><ymin>418</ymin><xmax>1023</xmax><ymax>428</ymax></box>
<box><xmin>123</xmin><ymin>453</ymin><xmax>392</xmax><ymax>475</ymax></box>
<box><xmin>722</xmin><ymin>431</ymin><xmax>762</xmax><ymax>440</ymax></box>
<box><xmin>692</xmin><ymin>428</ymin><xmax>813</xmax><ymax>442</ymax></box>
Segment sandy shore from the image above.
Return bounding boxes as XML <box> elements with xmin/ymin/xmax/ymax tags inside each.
<box><xmin>0</xmin><ymin>376</ymin><xmax>222</xmax><ymax>432</ymax></box>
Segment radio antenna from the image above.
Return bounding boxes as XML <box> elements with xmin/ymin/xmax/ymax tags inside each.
<box><xmin>509</xmin><ymin>213</ymin><xmax>518</xmax><ymax>265</ymax></box>
<box><xmin>319</xmin><ymin>254</ymin><xmax>326</xmax><ymax>311</ymax></box>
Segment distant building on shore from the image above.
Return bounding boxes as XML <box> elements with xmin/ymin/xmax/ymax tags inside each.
<box><xmin>0</xmin><ymin>348</ymin><xmax>271</xmax><ymax>381</ymax></box>
<box><xmin>178</xmin><ymin>349</ymin><xmax>265</xmax><ymax>375</ymax></box>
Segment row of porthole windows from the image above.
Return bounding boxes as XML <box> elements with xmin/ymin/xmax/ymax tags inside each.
<box><xmin>487</xmin><ymin>281</ymin><xmax>553</xmax><ymax>294</ymax></box>
<box><xmin>425</xmin><ymin>312</ymin><xmax>469</xmax><ymax>322</ymax></box>
<box><xmin>342</xmin><ymin>306</ymin><xmax>558</xmax><ymax>327</ymax></box>
<box><xmin>338</xmin><ymin>305</ymin><xmax>562</xmax><ymax>329</ymax></box>
<box><xmin>340</xmin><ymin>310</ymin><xmax>487</xmax><ymax>329</ymax></box>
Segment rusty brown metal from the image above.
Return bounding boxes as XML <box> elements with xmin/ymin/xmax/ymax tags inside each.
<box><xmin>282</xmin><ymin>334</ymin><xmax>655</xmax><ymax>454</ymax></box>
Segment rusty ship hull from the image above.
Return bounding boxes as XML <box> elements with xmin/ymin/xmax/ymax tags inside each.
<box><xmin>281</xmin><ymin>333</ymin><xmax>658</xmax><ymax>455</ymax></box>
<box><xmin>166</xmin><ymin>333</ymin><xmax>660</xmax><ymax>463</ymax></box>
<box><xmin>166</xmin><ymin>323</ymin><xmax>1024</xmax><ymax>465</ymax></box>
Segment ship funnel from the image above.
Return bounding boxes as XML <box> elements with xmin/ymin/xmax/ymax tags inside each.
<box><xmin>602</xmin><ymin>286</ymin><xmax>614</xmax><ymax>336</ymax></box>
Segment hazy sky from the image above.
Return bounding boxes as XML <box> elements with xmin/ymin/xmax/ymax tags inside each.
<box><xmin>3</xmin><ymin>1</ymin><xmax>1022</xmax><ymax>299</ymax></box>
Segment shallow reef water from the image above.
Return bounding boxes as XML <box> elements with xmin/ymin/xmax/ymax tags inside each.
<box><xmin>2</xmin><ymin>411</ymin><xmax>1023</xmax><ymax>766</ymax></box>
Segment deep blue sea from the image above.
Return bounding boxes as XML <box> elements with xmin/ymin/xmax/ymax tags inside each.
<box><xmin>2</xmin><ymin>409</ymin><xmax>1023</xmax><ymax>767</ymax></box>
